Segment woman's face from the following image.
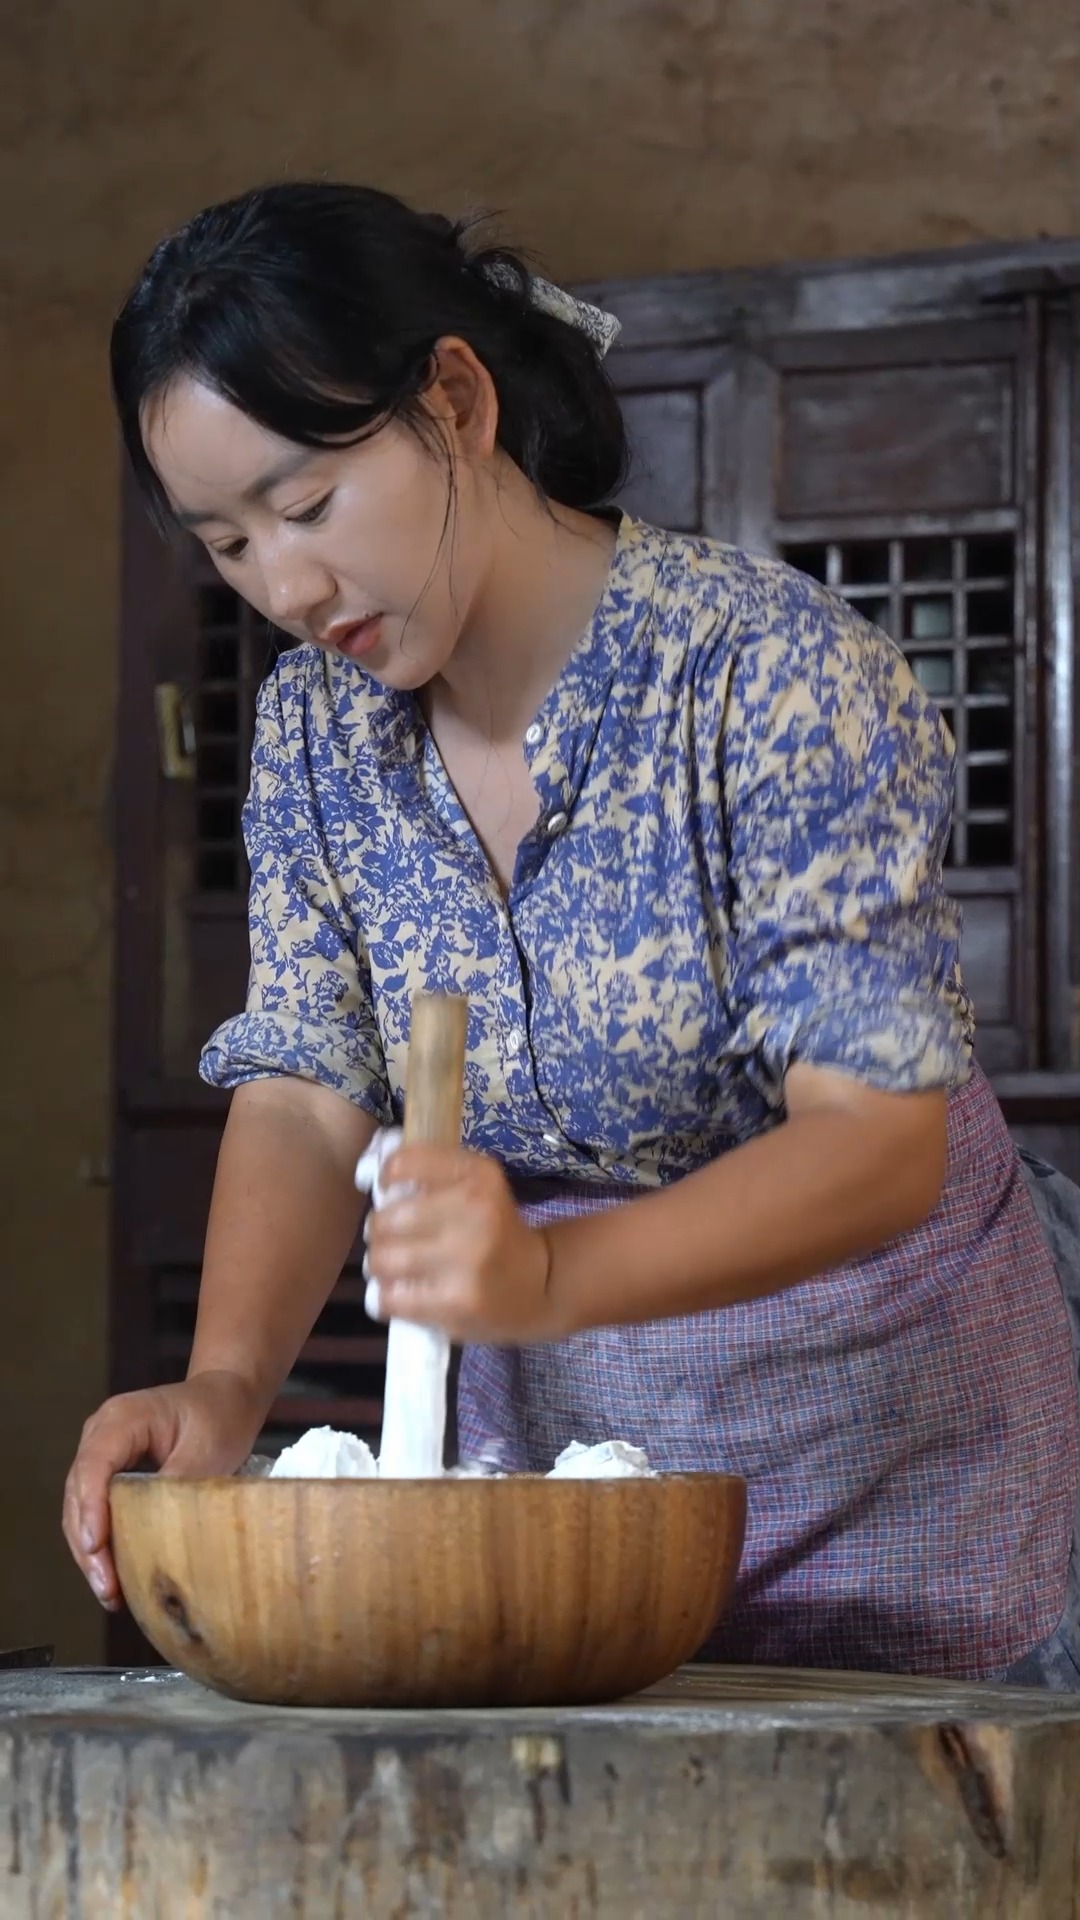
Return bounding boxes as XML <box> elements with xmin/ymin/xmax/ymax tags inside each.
<box><xmin>142</xmin><ymin>348</ymin><xmax>498</xmax><ymax>691</ymax></box>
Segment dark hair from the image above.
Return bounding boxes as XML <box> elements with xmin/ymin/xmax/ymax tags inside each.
<box><xmin>111</xmin><ymin>181</ymin><xmax>629</xmax><ymax>528</ymax></box>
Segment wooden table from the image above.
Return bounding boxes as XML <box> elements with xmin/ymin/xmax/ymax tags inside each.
<box><xmin>1</xmin><ymin>1663</ymin><xmax>1078</xmax><ymax>1916</ymax></box>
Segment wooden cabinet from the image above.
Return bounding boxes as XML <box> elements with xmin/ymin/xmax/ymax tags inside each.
<box><xmin>587</xmin><ymin>243</ymin><xmax>1080</xmax><ymax>1165</ymax></box>
<box><xmin>114</xmin><ymin>499</ymin><xmax>386</xmax><ymax>1464</ymax></box>
<box><xmin>619</xmin><ymin>312</ymin><xmax>1042</xmax><ymax>1076</ymax></box>
<box><xmin>111</xmin><ymin>239</ymin><xmax>1080</xmax><ymax>1494</ymax></box>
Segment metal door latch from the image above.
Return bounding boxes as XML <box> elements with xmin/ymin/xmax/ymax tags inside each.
<box><xmin>155</xmin><ymin>683</ymin><xmax>196</xmax><ymax>781</ymax></box>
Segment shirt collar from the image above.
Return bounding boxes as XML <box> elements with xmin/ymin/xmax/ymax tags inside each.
<box><xmin>524</xmin><ymin>516</ymin><xmax>668</xmax><ymax>811</ymax></box>
<box><xmin>325</xmin><ymin>514</ymin><xmax>669</xmax><ymax>800</ymax></box>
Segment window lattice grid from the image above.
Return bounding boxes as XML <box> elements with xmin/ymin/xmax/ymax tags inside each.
<box><xmin>192</xmin><ymin>581</ymin><xmax>294</xmax><ymax>892</ymax></box>
<box><xmin>782</xmin><ymin>536</ymin><xmax>1017</xmax><ymax>870</ymax></box>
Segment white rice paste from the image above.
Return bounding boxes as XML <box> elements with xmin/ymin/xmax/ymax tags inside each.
<box><xmin>267</xmin><ymin>1428</ymin><xmax>653</xmax><ymax>1480</ymax></box>
<box><xmin>547</xmin><ymin>1439</ymin><xmax>654</xmax><ymax>1478</ymax></box>
<box><xmin>354</xmin><ymin>1127</ymin><xmax>449</xmax><ymax>1477</ymax></box>
<box><xmin>260</xmin><ymin>1132</ymin><xmax>656</xmax><ymax>1484</ymax></box>
<box><xmin>269</xmin><ymin>1427</ymin><xmax>378</xmax><ymax>1479</ymax></box>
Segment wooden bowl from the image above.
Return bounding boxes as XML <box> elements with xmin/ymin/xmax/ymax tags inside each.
<box><xmin>110</xmin><ymin>1472</ymin><xmax>746</xmax><ymax>1708</ymax></box>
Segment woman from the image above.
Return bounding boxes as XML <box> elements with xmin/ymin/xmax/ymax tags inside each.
<box><xmin>65</xmin><ymin>182</ymin><xmax>1080</xmax><ymax>1685</ymax></box>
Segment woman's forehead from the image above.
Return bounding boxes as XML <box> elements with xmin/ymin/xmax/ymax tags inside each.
<box><xmin>143</xmin><ymin>378</ymin><xmax>307</xmax><ymax>511</ymax></box>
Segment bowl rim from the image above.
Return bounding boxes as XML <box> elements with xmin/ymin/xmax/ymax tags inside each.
<box><xmin>110</xmin><ymin>1469</ymin><xmax>747</xmax><ymax>1489</ymax></box>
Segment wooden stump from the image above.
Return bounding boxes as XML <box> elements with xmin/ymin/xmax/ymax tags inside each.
<box><xmin>1</xmin><ymin>1663</ymin><xmax>1078</xmax><ymax>1916</ymax></box>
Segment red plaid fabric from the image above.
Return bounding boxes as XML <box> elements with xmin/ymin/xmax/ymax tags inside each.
<box><xmin>459</xmin><ymin>1063</ymin><xmax>1079</xmax><ymax>1679</ymax></box>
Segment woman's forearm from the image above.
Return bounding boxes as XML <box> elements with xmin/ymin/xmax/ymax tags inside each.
<box><xmin>545</xmin><ymin>1078</ymin><xmax>947</xmax><ymax>1336</ymax></box>
<box><xmin>187</xmin><ymin>1077</ymin><xmax>377</xmax><ymax>1411</ymax></box>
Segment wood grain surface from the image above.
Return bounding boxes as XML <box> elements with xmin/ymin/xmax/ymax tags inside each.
<box><xmin>109</xmin><ymin>1470</ymin><xmax>747</xmax><ymax>1707</ymax></box>
<box><xmin>3</xmin><ymin>1661</ymin><xmax>1080</xmax><ymax>1917</ymax></box>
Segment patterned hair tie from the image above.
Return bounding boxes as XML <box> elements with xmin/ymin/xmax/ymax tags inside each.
<box><xmin>482</xmin><ymin>261</ymin><xmax>621</xmax><ymax>359</ymax></box>
<box><xmin>527</xmin><ymin>275</ymin><xmax>622</xmax><ymax>358</ymax></box>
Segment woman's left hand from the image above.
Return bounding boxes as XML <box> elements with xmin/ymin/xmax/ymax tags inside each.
<box><xmin>363</xmin><ymin>1145</ymin><xmax>558</xmax><ymax>1343</ymax></box>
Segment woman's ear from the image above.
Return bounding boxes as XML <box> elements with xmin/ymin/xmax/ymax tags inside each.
<box><xmin>426</xmin><ymin>336</ymin><xmax>500</xmax><ymax>461</ymax></box>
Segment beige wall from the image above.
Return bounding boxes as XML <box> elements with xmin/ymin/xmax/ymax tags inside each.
<box><xmin>0</xmin><ymin>0</ymin><xmax>1076</xmax><ymax>1662</ymax></box>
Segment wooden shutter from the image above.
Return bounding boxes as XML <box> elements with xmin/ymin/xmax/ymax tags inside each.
<box><xmin>603</xmin><ymin>281</ymin><xmax>1051</xmax><ymax>1079</ymax></box>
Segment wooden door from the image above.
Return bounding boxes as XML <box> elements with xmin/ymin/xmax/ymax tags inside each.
<box><xmin>596</xmin><ymin>245</ymin><xmax>1080</xmax><ymax>1159</ymax></box>
<box><xmin>749</xmin><ymin>313</ymin><xmax>1038</xmax><ymax>1080</ymax></box>
<box><xmin>113</xmin><ymin>483</ymin><xmax>387</xmax><ymax>1448</ymax></box>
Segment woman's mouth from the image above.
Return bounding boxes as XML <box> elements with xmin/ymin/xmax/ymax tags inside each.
<box><xmin>327</xmin><ymin>616</ymin><xmax>384</xmax><ymax>660</ymax></box>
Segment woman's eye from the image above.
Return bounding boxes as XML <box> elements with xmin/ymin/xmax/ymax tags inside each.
<box><xmin>217</xmin><ymin>537</ymin><xmax>247</xmax><ymax>562</ymax></box>
<box><xmin>288</xmin><ymin>492</ymin><xmax>332</xmax><ymax>527</ymax></box>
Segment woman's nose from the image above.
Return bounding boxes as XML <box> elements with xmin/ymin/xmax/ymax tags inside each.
<box><xmin>265</xmin><ymin>556</ymin><xmax>333</xmax><ymax>627</ymax></box>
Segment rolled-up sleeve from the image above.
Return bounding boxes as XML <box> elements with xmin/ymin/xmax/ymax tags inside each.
<box><xmin>722</xmin><ymin>584</ymin><xmax>973</xmax><ymax>1102</ymax></box>
<box><xmin>200</xmin><ymin>669</ymin><xmax>393</xmax><ymax>1122</ymax></box>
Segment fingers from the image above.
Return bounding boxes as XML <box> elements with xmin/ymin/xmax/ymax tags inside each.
<box><xmin>367</xmin><ymin>1150</ymin><xmax>502</xmax><ymax>1274</ymax></box>
<box><xmin>382</xmin><ymin>1145</ymin><xmax>476</xmax><ymax>1192</ymax></box>
<box><xmin>365</xmin><ymin>1205</ymin><xmax>476</xmax><ymax>1290</ymax></box>
<box><xmin>66</xmin><ymin>1402</ymin><xmax>154</xmax><ymax>1552</ymax></box>
<box><xmin>370</xmin><ymin>1277</ymin><xmax>448</xmax><ymax>1327</ymax></box>
<box><xmin>363</xmin><ymin>1147</ymin><xmax>515</xmax><ymax>1334</ymax></box>
<box><xmin>85</xmin><ymin>1550</ymin><xmax>122</xmax><ymax>1612</ymax></box>
<box><xmin>61</xmin><ymin>1472</ymin><xmax>121</xmax><ymax>1609</ymax></box>
<box><xmin>365</xmin><ymin>1193</ymin><xmax>446</xmax><ymax>1255</ymax></box>
<box><xmin>364</xmin><ymin>1227</ymin><xmax>447</xmax><ymax>1302</ymax></box>
<box><xmin>364</xmin><ymin>1227</ymin><xmax>490</xmax><ymax>1330</ymax></box>
<box><xmin>362</xmin><ymin>1202</ymin><xmax>465</xmax><ymax>1324</ymax></box>
<box><xmin>366</xmin><ymin>1157</ymin><xmax>501</xmax><ymax>1257</ymax></box>
<box><xmin>61</xmin><ymin>1487</ymin><xmax>120</xmax><ymax>1609</ymax></box>
<box><xmin>62</xmin><ymin>1395</ymin><xmax>177</xmax><ymax>1608</ymax></box>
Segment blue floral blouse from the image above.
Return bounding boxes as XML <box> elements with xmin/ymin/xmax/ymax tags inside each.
<box><xmin>201</xmin><ymin>514</ymin><xmax>973</xmax><ymax>1182</ymax></box>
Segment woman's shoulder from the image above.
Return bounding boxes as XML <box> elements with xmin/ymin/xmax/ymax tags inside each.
<box><xmin>256</xmin><ymin>640</ymin><xmax>400</xmax><ymax>747</ymax></box>
<box><xmin>646</xmin><ymin>524</ymin><xmax>885</xmax><ymax>647</ymax></box>
<box><xmin>258</xmin><ymin>638</ymin><xmax>382</xmax><ymax>713</ymax></box>
<box><xmin>249</xmin><ymin>643</ymin><xmax>410</xmax><ymax>819</ymax></box>
<box><xmin>641</xmin><ymin>523</ymin><xmax>917</xmax><ymax>708</ymax></box>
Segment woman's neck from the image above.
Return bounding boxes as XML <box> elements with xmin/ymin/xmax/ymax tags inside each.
<box><xmin>427</xmin><ymin>475</ymin><xmax>618</xmax><ymax>745</ymax></box>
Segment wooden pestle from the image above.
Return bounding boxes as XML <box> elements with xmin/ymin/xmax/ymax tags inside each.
<box><xmin>376</xmin><ymin>992</ymin><xmax>468</xmax><ymax>1477</ymax></box>
<box><xmin>401</xmin><ymin>991</ymin><xmax>469</xmax><ymax>1153</ymax></box>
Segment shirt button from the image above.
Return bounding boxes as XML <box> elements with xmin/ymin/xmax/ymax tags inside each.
<box><xmin>542</xmin><ymin>1130</ymin><xmax>561</xmax><ymax>1148</ymax></box>
<box><xmin>524</xmin><ymin>723</ymin><xmax>543</xmax><ymax>747</ymax></box>
<box><xmin>545</xmin><ymin>810</ymin><xmax>569</xmax><ymax>837</ymax></box>
<box><xmin>506</xmin><ymin>1030</ymin><xmax>523</xmax><ymax>1058</ymax></box>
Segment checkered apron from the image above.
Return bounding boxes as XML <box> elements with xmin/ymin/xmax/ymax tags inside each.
<box><xmin>458</xmin><ymin>1063</ymin><xmax>1080</xmax><ymax>1679</ymax></box>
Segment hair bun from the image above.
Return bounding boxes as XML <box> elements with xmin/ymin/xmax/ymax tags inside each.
<box><xmin>418</xmin><ymin>210</ymin><xmax>466</xmax><ymax>255</ymax></box>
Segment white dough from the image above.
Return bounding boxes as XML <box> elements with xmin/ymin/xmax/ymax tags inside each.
<box><xmin>268</xmin><ymin>1427</ymin><xmax>378</xmax><ymax>1479</ymax></box>
<box><xmin>354</xmin><ymin>1126</ymin><xmax>449</xmax><ymax>1478</ymax></box>
<box><xmin>547</xmin><ymin>1439</ymin><xmax>654</xmax><ymax>1479</ymax></box>
<box><xmin>263</xmin><ymin>1428</ymin><xmax>654</xmax><ymax>1480</ymax></box>
<box><xmin>259</xmin><ymin>1131</ymin><xmax>657</xmax><ymax>1487</ymax></box>
<box><xmin>377</xmin><ymin>1319</ymin><xmax>450</xmax><ymax>1475</ymax></box>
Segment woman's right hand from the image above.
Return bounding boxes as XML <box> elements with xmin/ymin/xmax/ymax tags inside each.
<box><xmin>62</xmin><ymin>1371</ymin><xmax>265</xmax><ymax>1612</ymax></box>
